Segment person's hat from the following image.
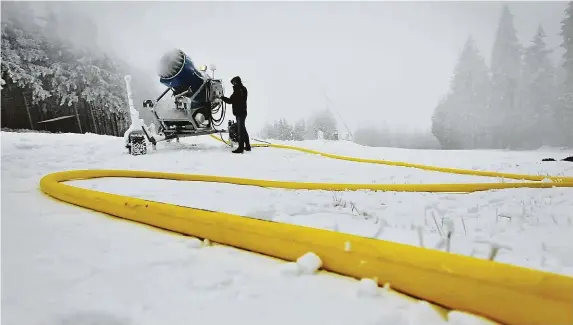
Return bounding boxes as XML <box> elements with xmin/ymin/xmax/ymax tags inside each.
<box><xmin>231</xmin><ymin>76</ymin><xmax>242</xmax><ymax>85</ymax></box>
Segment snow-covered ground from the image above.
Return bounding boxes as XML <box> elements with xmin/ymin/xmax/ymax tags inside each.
<box><xmin>2</xmin><ymin>130</ymin><xmax>572</xmax><ymax>325</ymax></box>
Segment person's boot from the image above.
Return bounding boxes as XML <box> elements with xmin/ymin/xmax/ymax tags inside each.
<box><xmin>232</xmin><ymin>148</ymin><xmax>244</xmax><ymax>154</ymax></box>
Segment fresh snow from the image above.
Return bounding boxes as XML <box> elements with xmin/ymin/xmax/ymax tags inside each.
<box><xmin>2</xmin><ymin>130</ymin><xmax>572</xmax><ymax>325</ymax></box>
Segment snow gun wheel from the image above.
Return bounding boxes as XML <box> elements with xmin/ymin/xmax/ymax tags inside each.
<box><xmin>127</xmin><ymin>131</ymin><xmax>147</xmax><ymax>156</ymax></box>
<box><xmin>228</xmin><ymin>120</ymin><xmax>239</xmax><ymax>144</ymax></box>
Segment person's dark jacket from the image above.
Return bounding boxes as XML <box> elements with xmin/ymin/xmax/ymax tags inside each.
<box><xmin>222</xmin><ymin>83</ymin><xmax>248</xmax><ymax>117</ymax></box>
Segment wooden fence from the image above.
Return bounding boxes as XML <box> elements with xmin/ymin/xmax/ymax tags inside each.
<box><xmin>1</xmin><ymin>78</ymin><xmax>129</xmax><ymax>136</ymax></box>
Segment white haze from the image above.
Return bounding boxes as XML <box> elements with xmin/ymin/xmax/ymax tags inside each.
<box><xmin>27</xmin><ymin>1</ymin><xmax>567</xmax><ymax>135</ymax></box>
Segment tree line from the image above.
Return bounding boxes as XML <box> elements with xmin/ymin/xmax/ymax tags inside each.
<box><xmin>432</xmin><ymin>3</ymin><xmax>573</xmax><ymax>150</ymax></box>
<box><xmin>1</xmin><ymin>2</ymin><xmax>157</xmax><ymax>135</ymax></box>
<box><xmin>259</xmin><ymin>108</ymin><xmax>342</xmax><ymax>141</ymax></box>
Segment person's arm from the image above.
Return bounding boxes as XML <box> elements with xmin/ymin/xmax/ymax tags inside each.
<box><xmin>221</xmin><ymin>89</ymin><xmax>237</xmax><ymax>104</ymax></box>
<box><xmin>221</xmin><ymin>95</ymin><xmax>232</xmax><ymax>104</ymax></box>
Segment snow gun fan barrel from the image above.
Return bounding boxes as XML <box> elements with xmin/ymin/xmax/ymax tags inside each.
<box><xmin>158</xmin><ymin>49</ymin><xmax>205</xmax><ymax>92</ymax></box>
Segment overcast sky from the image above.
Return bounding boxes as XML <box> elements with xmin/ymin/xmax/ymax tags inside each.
<box><xmin>63</xmin><ymin>1</ymin><xmax>566</xmax><ymax>134</ymax></box>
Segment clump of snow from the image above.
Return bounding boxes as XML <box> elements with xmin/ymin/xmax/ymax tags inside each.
<box><xmin>296</xmin><ymin>252</ymin><xmax>322</xmax><ymax>274</ymax></box>
<box><xmin>382</xmin><ymin>282</ymin><xmax>392</xmax><ymax>292</ymax></box>
<box><xmin>344</xmin><ymin>241</ymin><xmax>352</xmax><ymax>252</ymax></box>
<box><xmin>277</xmin><ymin>252</ymin><xmax>323</xmax><ymax>277</ymax></box>
<box><xmin>356</xmin><ymin>278</ymin><xmax>379</xmax><ymax>297</ymax></box>
<box><xmin>376</xmin><ymin>310</ymin><xmax>410</xmax><ymax>325</ymax></box>
<box><xmin>448</xmin><ymin>310</ymin><xmax>499</xmax><ymax>325</ymax></box>
<box><xmin>186</xmin><ymin>237</ymin><xmax>203</xmax><ymax>248</ymax></box>
<box><xmin>279</xmin><ymin>262</ymin><xmax>303</xmax><ymax>277</ymax></box>
<box><xmin>408</xmin><ymin>301</ymin><xmax>446</xmax><ymax>325</ymax></box>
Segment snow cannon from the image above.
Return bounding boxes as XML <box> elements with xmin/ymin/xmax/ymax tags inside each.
<box><xmin>123</xmin><ymin>49</ymin><xmax>238</xmax><ymax>156</ymax></box>
<box><xmin>159</xmin><ymin>49</ymin><xmax>208</xmax><ymax>106</ymax></box>
<box><xmin>158</xmin><ymin>48</ymin><xmax>224</xmax><ymax>113</ymax></box>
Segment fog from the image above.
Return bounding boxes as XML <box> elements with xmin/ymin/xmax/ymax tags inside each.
<box><xmin>37</xmin><ymin>1</ymin><xmax>561</xmax><ymax>135</ymax></box>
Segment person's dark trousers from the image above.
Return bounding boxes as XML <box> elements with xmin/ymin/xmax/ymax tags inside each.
<box><xmin>234</xmin><ymin>114</ymin><xmax>251</xmax><ymax>153</ymax></box>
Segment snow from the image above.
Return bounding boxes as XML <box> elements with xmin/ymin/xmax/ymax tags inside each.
<box><xmin>2</xmin><ymin>130</ymin><xmax>572</xmax><ymax>325</ymax></box>
<box><xmin>295</xmin><ymin>252</ymin><xmax>323</xmax><ymax>275</ymax></box>
<box><xmin>356</xmin><ymin>278</ymin><xmax>379</xmax><ymax>297</ymax></box>
<box><xmin>277</xmin><ymin>253</ymin><xmax>322</xmax><ymax>277</ymax></box>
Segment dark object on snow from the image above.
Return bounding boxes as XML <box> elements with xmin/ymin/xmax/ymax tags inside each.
<box><xmin>228</xmin><ymin>120</ymin><xmax>239</xmax><ymax>143</ymax></box>
<box><xmin>126</xmin><ymin>131</ymin><xmax>147</xmax><ymax>156</ymax></box>
<box><xmin>232</xmin><ymin>115</ymin><xmax>251</xmax><ymax>154</ymax></box>
<box><xmin>221</xmin><ymin>76</ymin><xmax>248</xmax><ymax>117</ymax></box>
<box><xmin>221</xmin><ymin>76</ymin><xmax>250</xmax><ymax>153</ymax></box>
<box><xmin>542</xmin><ymin>156</ymin><xmax>573</xmax><ymax>162</ymax></box>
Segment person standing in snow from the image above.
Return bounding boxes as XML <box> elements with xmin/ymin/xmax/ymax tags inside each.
<box><xmin>221</xmin><ymin>76</ymin><xmax>251</xmax><ymax>153</ymax></box>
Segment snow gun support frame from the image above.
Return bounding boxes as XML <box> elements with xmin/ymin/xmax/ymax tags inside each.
<box><xmin>124</xmin><ymin>49</ymin><xmax>239</xmax><ymax>156</ymax></box>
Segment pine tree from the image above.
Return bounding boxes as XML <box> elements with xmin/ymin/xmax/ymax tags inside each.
<box><xmin>431</xmin><ymin>36</ymin><xmax>491</xmax><ymax>149</ymax></box>
<box><xmin>293</xmin><ymin>119</ymin><xmax>306</xmax><ymax>141</ymax></box>
<box><xmin>39</xmin><ymin>5</ymin><xmax>81</xmax><ymax>107</ymax></box>
<box><xmin>558</xmin><ymin>1</ymin><xmax>573</xmax><ymax>146</ymax></box>
<box><xmin>431</xmin><ymin>97</ymin><xmax>455</xmax><ymax>148</ymax></box>
<box><xmin>36</xmin><ymin>5</ymin><xmax>128</xmax><ymax>114</ymax></box>
<box><xmin>562</xmin><ymin>2</ymin><xmax>573</xmax><ymax>86</ymax></box>
<box><xmin>452</xmin><ymin>36</ymin><xmax>491</xmax><ymax>148</ymax></box>
<box><xmin>522</xmin><ymin>25</ymin><xmax>558</xmax><ymax>147</ymax></box>
<box><xmin>1</xmin><ymin>2</ymin><xmax>52</xmax><ymax>104</ymax></box>
<box><xmin>490</xmin><ymin>5</ymin><xmax>523</xmax><ymax>148</ymax></box>
<box><xmin>269</xmin><ymin>118</ymin><xmax>295</xmax><ymax>140</ymax></box>
<box><xmin>260</xmin><ymin>122</ymin><xmax>276</xmax><ymax>140</ymax></box>
<box><xmin>308</xmin><ymin>108</ymin><xmax>337</xmax><ymax>140</ymax></box>
<box><xmin>1</xmin><ymin>1</ymin><xmax>134</xmax><ymax>134</ymax></box>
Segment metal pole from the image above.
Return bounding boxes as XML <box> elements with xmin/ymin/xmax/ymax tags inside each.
<box><xmin>307</xmin><ymin>72</ymin><xmax>354</xmax><ymax>139</ymax></box>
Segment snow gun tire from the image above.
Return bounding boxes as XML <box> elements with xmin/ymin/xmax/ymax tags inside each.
<box><xmin>40</xmin><ymin>136</ymin><xmax>573</xmax><ymax>325</ymax></box>
<box><xmin>130</xmin><ymin>141</ymin><xmax>147</xmax><ymax>156</ymax></box>
<box><xmin>127</xmin><ymin>132</ymin><xmax>147</xmax><ymax>156</ymax></box>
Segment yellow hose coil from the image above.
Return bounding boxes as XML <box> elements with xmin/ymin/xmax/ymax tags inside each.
<box><xmin>39</xmin><ymin>136</ymin><xmax>573</xmax><ymax>325</ymax></box>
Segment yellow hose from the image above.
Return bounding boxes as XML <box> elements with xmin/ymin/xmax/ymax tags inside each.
<box><xmin>39</xmin><ymin>135</ymin><xmax>573</xmax><ymax>325</ymax></box>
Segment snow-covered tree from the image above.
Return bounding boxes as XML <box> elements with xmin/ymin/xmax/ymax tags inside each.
<box><xmin>431</xmin><ymin>36</ymin><xmax>491</xmax><ymax>149</ymax></box>
<box><xmin>1</xmin><ymin>2</ymin><xmax>52</xmax><ymax>103</ymax></box>
<box><xmin>307</xmin><ymin>108</ymin><xmax>338</xmax><ymax>140</ymax></box>
<box><xmin>558</xmin><ymin>1</ymin><xmax>573</xmax><ymax>146</ymax></box>
<box><xmin>432</xmin><ymin>97</ymin><xmax>460</xmax><ymax>149</ymax></box>
<box><xmin>521</xmin><ymin>25</ymin><xmax>559</xmax><ymax>148</ymax></box>
<box><xmin>452</xmin><ymin>36</ymin><xmax>492</xmax><ymax>148</ymax></box>
<box><xmin>259</xmin><ymin>118</ymin><xmax>294</xmax><ymax>140</ymax></box>
<box><xmin>1</xmin><ymin>1</ymin><xmax>140</xmax><ymax>134</ymax></box>
<box><xmin>275</xmin><ymin>118</ymin><xmax>294</xmax><ymax>140</ymax></box>
<box><xmin>489</xmin><ymin>5</ymin><xmax>524</xmax><ymax>148</ymax></box>
<box><xmin>562</xmin><ymin>2</ymin><xmax>573</xmax><ymax>86</ymax></box>
<box><xmin>293</xmin><ymin>119</ymin><xmax>306</xmax><ymax>141</ymax></box>
<box><xmin>260</xmin><ymin>116</ymin><xmax>330</xmax><ymax>141</ymax></box>
<box><xmin>354</xmin><ymin>125</ymin><xmax>440</xmax><ymax>149</ymax></box>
